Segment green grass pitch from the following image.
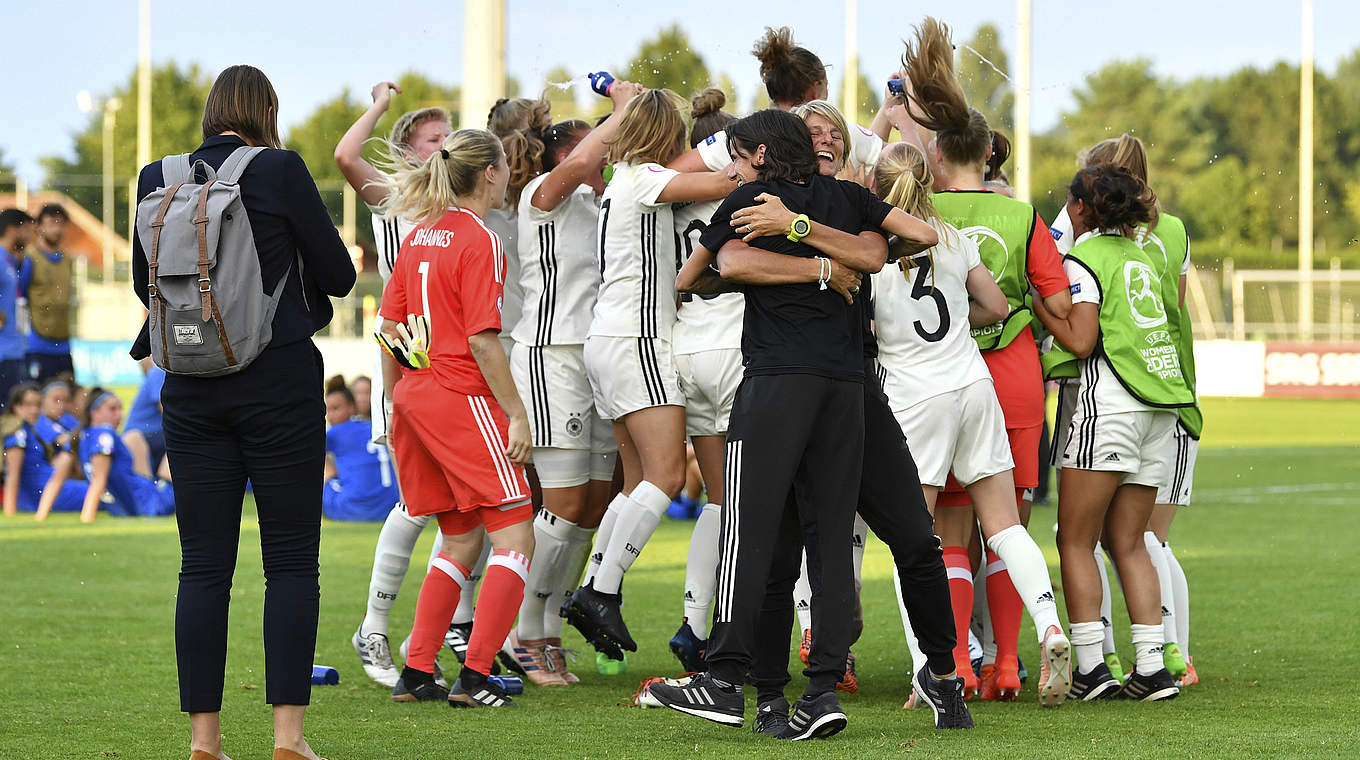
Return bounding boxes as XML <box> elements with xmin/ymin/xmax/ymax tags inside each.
<box><xmin>3</xmin><ymin>397</ymin><xmax>1357</xmax><ymax>758</ymax></box>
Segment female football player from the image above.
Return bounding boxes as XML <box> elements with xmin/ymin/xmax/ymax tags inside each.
<box><xmin>76</xmin><ymin>388</ymin><xmax>175</xmax><ymax>520</ymax></box>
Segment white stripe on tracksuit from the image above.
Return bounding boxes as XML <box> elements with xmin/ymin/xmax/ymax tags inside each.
<box><xmin>715</xmin><ymin>439</ymin><xmax>742</xmax><ymax>623</ymax></box>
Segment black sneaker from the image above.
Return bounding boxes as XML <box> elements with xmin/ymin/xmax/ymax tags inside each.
<box><xmin>646</xmin><ymin>672</ymin><xmax>744</xmax><ymax>726</ymax></box>
<box><xmin>785</xmin><ymin>691</ymin><xmax>848</xmax><ymax>740</ymax></box>
<box><xmin>668</xmin><ymin>619</ymin><xmax>708</xmax><ymax>673</ymax></box>
<box><xmin>448</xmin><ymin>669</ymin><xmax>517</xmax><ymax>708</ymax></box>
<box><xmin>563</xmin><ymin>584</ymin><xmax>636</xmax><ymax>656</ymax></box>
<box><xmin>1119</xmin><ymin>668</ymin><xmax>1180</xmax><ymax>702</ymax></box>
<box><xmin>913</xmin><ymin>669</ymin><xmax>975</xmax><ymax>729</ymax></box>
<box><xmin>753</xmin><ymin>697</ymin><xmax>791</xmax><ymax>738</ymax></box>
<box><xmin>444</xmin><ymin>622</ymin><xmax>472</xmax><ymax>664</ymax></box>
<box><xmin>1069</xmin><ymin>662</ymin><xmax>1122</xmax><ymax>701</ymax></box>
<box><xmin>391</xmin><ymin>668</ymin><xmax>449</xmax><ymax>702</ymax></box>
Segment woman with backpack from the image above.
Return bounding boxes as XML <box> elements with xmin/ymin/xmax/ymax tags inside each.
<box><xmin>130</xmin><ymin>65</ymin><xmax>354</xmax><ymax>760</ymax></box>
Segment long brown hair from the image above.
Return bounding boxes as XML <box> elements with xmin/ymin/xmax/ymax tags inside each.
<box><xmin>752</xmin><ymin>27</ymin><xmax>826</xmax><ymax>106</ymax></box>
<box><xmin>502</xmin><ymin>119</ymin><xmax>591</xmax><ymax>210</ymax></box>
<box><xmin>689</xmin><ymin>88</ymin><xmax>736</xmax><ymax>147</ymax></box>
<box><xmin>201</xmin><ymin>65</ymin><xmax>282</xmax><ymax>148</ymax></box>
<box><xmin>1069</xmin><ymin>164</ymin><xmax>1159</xmax><ymax>239</ymax></box>
<box><xmin>902</xmin><ymin>18</ymin><xmax>990</xmax><ymax>167</ymax></box>
<box><xmin>606</xmin><ymin>89</ymin><xmax>686</xmax><ymax>166</ymax></box>
<box><xmin>1083</xmin><ymin>134</ymin><xmax>1150</xmax><ymax>186</ymax></box>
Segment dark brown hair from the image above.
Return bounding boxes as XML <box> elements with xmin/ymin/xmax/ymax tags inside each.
<box><xmin>487</xmin><ymin>97</ymin><xmax>552</xmax><ymax>138</ymax></box>
<box><xmin>902</xmin><ymin>18</ymin><xmax>990</xmax><ymax>167</ymax></box>
<box><xmin>753</xmin><ymin>27</ymin><xmax>826</xmax><ymax>106</ymax></box>
<box><xmin>986</xmin><ymin>131</ymin><xmax>1011</xmax><ymax>182</ymax></box>
<box><xmin>1069</xmin><ymin>163</ymin><xmax>1159</xmax><ymax>238</ymax></box>
<box><xmin>502</xmin><ymin>119</ymin><xmax>591</xmax><ymax>210</ymax></box>
<box><xmin>201</xmin><ymin>65</ymin><xmax>282</xmax><ymax>148</ymax></box>
<box><xmin>726</xmin><ymin>109</ymin><xmax>817</xmax><ymax>183</ymax></box>
<box><xmin>689</xmin><ymin>88</ymin><xmax>737</xmax><ymax>148</ymax></box>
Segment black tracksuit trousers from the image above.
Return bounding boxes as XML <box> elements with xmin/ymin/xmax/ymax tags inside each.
<box><xmin>747</xmin><ymin>363</ymin><xmax>958</xmax><ymax>700</ymax></box>
<box><xmin>707</xmin><ymin>373</ymin><xmax>864</xmax><ymax>696</ymax></box>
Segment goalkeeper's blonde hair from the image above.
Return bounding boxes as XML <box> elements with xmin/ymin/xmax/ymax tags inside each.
<box><xmin>377</xmin><ymin>129</ymin><xmax>503</xmax><ymax>225</ymax></box>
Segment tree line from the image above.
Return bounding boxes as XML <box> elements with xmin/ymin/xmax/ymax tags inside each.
<box><xmin>30</xmin><ymin>24</ymin><xmax>1360</xmax><ymax>267</ymax></box>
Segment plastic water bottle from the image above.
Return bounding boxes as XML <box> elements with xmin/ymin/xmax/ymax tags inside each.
<box><xmin>311</xmin><ymin>665</ymin><xmax>339</xmax><ymax>685</ymax></box>
<box><xmin>588</xmin><ymin>71</ymin><xmax>616</xmax><ymax>97</ymax></box>
<box><xmin>488</xmin><ymin>675</ymin><xmax>524</xmax><ymax>695</ymax></box>
<box><xmin>887</xmin><ymin>78</ymin><xmax>905</xmax><ymax>97</ymax></box>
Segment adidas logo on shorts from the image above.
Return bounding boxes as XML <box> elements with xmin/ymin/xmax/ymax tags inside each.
<box><xmin>1103</xmin><ymin>453</ymin><xmax>1120</xmax><ymax>462</ymax></box>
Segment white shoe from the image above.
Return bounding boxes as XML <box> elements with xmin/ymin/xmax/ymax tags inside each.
<box><xmin>352</xmin><ymin>628</ymin><xmax>399</xmax><ymax>688</ymax></box>
<box><xmin>1038</xmin><ymin>626</ymin><xmax>1072</xmax><ymax>707</ymax></box>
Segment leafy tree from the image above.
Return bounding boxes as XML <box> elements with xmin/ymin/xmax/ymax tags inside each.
<box><xmin>838</xmin><ymin>58</ymin><xmax>882</xmax><ymax>127</ymax></box>
<box><xmin>624</xmin><ymin>25</ymin><xmax>712</xmax><ymax>93</ymax></box>
<box><xmin>957</xmin><ymin>23</ymin><xmax>1014</xmax><ymax>134</ymax></box>
<box><xmin>40</xmin><ymin>61</ymin><xmax>213</xmax><ymax>239</ymax></box>
<box><xmin>0</xmin><ymin>147</ymin><xmax>15</xmax><ymax>180</ymax></box>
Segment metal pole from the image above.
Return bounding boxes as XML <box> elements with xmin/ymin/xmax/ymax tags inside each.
<box><xmin>1299</xmin><ymin>0</ymin><xmax>1314</xmax><ymax>340</ymax></box>
<box><xmin>137</xmin><ymin>0</ymin><xmax>152</xmax><ymax>170</ymax></box>
<box><xmin>842</xmin><ymin>0</ymin><xmax>859</xmax><ymax>122</ymax></box>
<box><xmin>1015</xmin><ymin>0</ymin><xmax>1032</xmax><ymax>202</ymax></box>
<box><xmin>459</xmin><ymin>0</ymin><xmax>505</xmax><ymax>130</ymax></box>
<box><xmin>342</xmin><ymin>185</ymin><xmax>356</xmax><ymax>246</ymax></box>
<box><xmin>103</xmin><ymin>104</ymin><xmax>116</xmax><ymax>283</ymax></box>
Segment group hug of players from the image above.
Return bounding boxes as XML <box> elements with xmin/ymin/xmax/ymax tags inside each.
<box><xmin>339</xmin><ymin>17</ymin><xmax>1203</xmax><ymax>737</ymax></box>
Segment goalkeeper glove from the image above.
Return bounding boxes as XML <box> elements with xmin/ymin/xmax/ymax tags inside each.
<box><xmin>374</xmin><ymin>314</ymin><xmax>431</xmax><ymax>370</ymax></box>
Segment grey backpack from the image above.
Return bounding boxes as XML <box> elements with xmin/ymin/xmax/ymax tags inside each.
<box><xmin>135</xmin><ymin>146</ymin><xmax>292</xmax><ymax>376</ymax></box>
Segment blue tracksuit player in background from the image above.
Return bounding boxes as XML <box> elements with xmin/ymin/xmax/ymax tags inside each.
<box><xmin>323</xmin><ymin>380</ymin><xmax>399</xmax><ymax>521</ymax></box>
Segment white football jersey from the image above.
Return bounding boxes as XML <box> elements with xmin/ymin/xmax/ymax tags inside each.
<box><xmin>872</xmin><ymin>219</ymin><xmax>992</xmax><ymax>410</ymax></box>
<box><xmin>589</xmin><ymin>162</ymin><xmax>681</xmax><ymax>340</ymax></box>
<box><xmin>697</xmin><ymin>122</ymin><xmax>883</xmax><ymax>173</ymax></box>
<box><xmin>368</xmin><ymin>206</ymin><xmax>415</xmax><ymax>284</ymax></box>
<box><xmin>484</xmin><ymin>206</ymin><xmax>523</xmax><ymax>340</ymax></box>
<box><xmin>673</xmin><ymin>198</ymin><xmax>744</xmax><ymax>354</ymax></box>
<box><xmin>513</xmin><ymin>174</ymin><xmax>603</xmax><ymax>346</ymax></box>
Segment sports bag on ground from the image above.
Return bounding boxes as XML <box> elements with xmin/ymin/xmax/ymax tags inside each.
<box><xmin>135</xmin><ymin>146</ymin><xmax>293</xmax><ymax>376</ymax></box>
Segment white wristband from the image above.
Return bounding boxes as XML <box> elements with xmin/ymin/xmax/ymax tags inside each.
<box><xmin>817</xmin><ymin>256</ymin><xmax>830</xmax><ymax>290</ymax></box>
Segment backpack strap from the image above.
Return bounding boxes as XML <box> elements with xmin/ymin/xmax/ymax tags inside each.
<box><xmin>148</xmin><ymin>182</ymin><xmax>186</xmax><ymax>370</ymax></box>
<box><xmin>160</xmin><ymin>154</ymin><xmax>193</xmax><ymax>186</ymax></box>
<box><xmin>215</xmin><ymin>146</ymin><xmax>267</xmax><ymax>185</ymax></box>
<box><xmin>191</xmin><ymin>180</ymin><xmax>237</xmax><ymax>367</ymax></box>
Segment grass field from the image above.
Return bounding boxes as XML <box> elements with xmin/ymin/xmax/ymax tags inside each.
<box><xmin>3</xmin><ymin>397</ymin><xmax>1358</xmax><ymax>759</ymax></box>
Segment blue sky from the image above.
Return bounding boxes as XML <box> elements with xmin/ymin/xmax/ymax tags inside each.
<box><xmin>2</xmin><ymin>0</ymin><xmax>1355</xmax><ymax>181</ymax></box>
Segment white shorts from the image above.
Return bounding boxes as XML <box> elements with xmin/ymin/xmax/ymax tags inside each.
<box><xmin>1155</xmin><ymin>422</ymin><xmax>1199</xmax><ymax>506</ymax></box>
<box><xmin>891</xmin><ymin>379</ymin><xmax>1014</xmax><ymax>488</ymax></box>
<box><xmin>531</xmin><ymin>446</ymin><xmax>618</xmax><ymax>489</ymax></box>
<box><xmin>583</xmin><ymin>336</ymin><xmax>683</xmax><ymax>420</ymax></box>
<box><xmin>676</xmin><ymin>348</ymin><xmax>743</xmax><ymax>437</ymax></box>
<box><xmin>370</xmin><ymin>348</ymin><xmax>391</xmax><ymax>446</ymax></box>
<box><xmin>511</xmin><ymin>343</ymin><xmax>616</xmax><ymax>453</ymax></box>
<box><xmin>1061</xmin><ymin>408</ymin><xmax>1177</xmax><ymax>488</ymax></box>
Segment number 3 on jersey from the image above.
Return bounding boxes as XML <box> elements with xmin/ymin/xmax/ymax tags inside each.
<box><xmin>908</xmin><ymin>256</ymin><xmax>950</xmax><ymax>342</ymax></box>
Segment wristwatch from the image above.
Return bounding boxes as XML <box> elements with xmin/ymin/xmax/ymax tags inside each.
<box><xmin>787</xmin><ymin>213</ymin><xmax>812</xmax><ymax>243</ymax></box>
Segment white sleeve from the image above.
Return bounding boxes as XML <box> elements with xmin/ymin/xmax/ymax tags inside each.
<box><xmin>962</xmin><ymin>233</ymin><xmax>983</xmax><ymax>271</ymax></box>
<box><xmin>635</xmin><ymin>163</ymin><xmax>680</xmax><ymax>207</ymax></box>
<box><xmin>1050</xmin><ymin>207</ymin><xmax>1076</xmax><ymax>255</ymax></box>
<box><xmin>1063</xmin><ymin>258</ymin><xmax>1100</xmax><ymax>305</ymax></box>
<box><xmin>520</xmin><ymin>175</ymin><xmax>569</xmax><ymax>223</ymax></box>
<box><xmin>849</xmin><ymin>125</ymin><xmax>883</xmax><ymax>170</ymax></box>
<box><xmin>1180</xmin><ymin>235</ymin><xmax>1191</xmax><ymax>275</ymax></box>
<box><xmin>697</xmin><ymin>132</ymin><xmax>731</xmax><ymax>172</ymax></box>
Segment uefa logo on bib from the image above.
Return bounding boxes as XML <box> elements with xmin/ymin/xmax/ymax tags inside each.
<box><xmin>959</xmin><ymin>225</ymin><xmax>1008</xmax><ymax>283</ymax></box>
<box><xmin>1124</xmin><ymin>260</ymin><xmax>1166</xmax><ymax>328</ymax></box>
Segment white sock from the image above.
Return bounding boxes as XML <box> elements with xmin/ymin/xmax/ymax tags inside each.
<box><xmin>1144</xmin><ymin>532</ymin><xmax>1178</xmax><ymax>647</ymax></box>
<box><xmin>682</xmin><ymin>503</ymin><xmax>721</xmax><ymax>639</ymax></box>
<box><xmin>793</xmin><ymin>550</ymin><xmax>813</xmax><ymax>634</ymax></box>
<box><xmin>517</xmin><ymin>510</ymin><xmax>578</xmax><ymax>641</ymax></box>
<box><xmin>452</xmin><ymin>537</ymin><xmax>490</xmax><ymax>626</ymax></box>
<box><xmin>1070</xmin><ymin>620</ymin><xmax>1105</xmax><ymax>675</ymax></box>
<box><xmin>547</xmin><ymin>524</ymin><xmax>594</xmax><ymax>639</ymax></box>
<box><xmin>584</xmin><ymin>493</ymin><xmax>627</xmax><ymax>585</ymax></box>
<box><xmin>987</xmin><ymin>524</ymin><xmax>1062</xmax><ymax>638</ymax></box>
<box><xmin>893</xmin><ymin>567</ymin><xmax>928</xmax><ymax>677</ymax></box>
<box><xmin>595</xmin><ymin>480</ymin><xmax>670</xmax><ymax>594</ymax></box>
<box><xmin>360</xmin><ymin>503</ymin><xmax>428</xmax><ymax>638</ymax></box>
<box><xmin>1095</xmin><ymin>541</ymin><xmax>1117</xmax><ymax>656</ymax></box>
<box><xmin>851</xmin><ymin>513</ymin><xmax>867</xmax><ymax>589</ymax></box>
<box><xmin>1130</xmin><ymin>623</ymin><xmax>1165</xmax><ymax>675</ymax></box>
<box><xmin>973</xmin><ymin>563</ymin><xmax>995</xmax><ymax>665</ymax></box>
<box><xmin>1164</xmin><ymin>542</ymin><xmax>1190</xmax><ymax>657</ymax></box>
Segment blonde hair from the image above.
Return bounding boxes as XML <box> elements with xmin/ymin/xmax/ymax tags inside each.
<box><xmin>1083</xmin><ymin>134</ymin><xmax>1150</xmax><ymax>185</ymax></box>
<box><xmin>201</xmin><ymin>65</ymin><xmax>282</xmax><ymax>149</ymax></box>
<box><xmin>902</xmin><ymin>18</ymin><xmax>990</xmax><ymax>167</ymax></box>
<box><xmin>791</xmin><ymin>99</ymin><xmax>850</xmax><ymax>171</ymax></box>
<box><xmin>487</xmin><ymin>97</ymin><xmax>552</xmax><ymax>138</ymax></box>
<box><xmin>377</xmin><ymin>129</ymin><xmax>503</xmax><ymax>224</ymax></box>
<box><xmin>873</xmin><ymin>142</ymin><xmax>944</xmax><ymax>273</ymax></box>
<box><xmin>389</xmin><ymin>107</ymin><xmax>452</xmax><ymax>153</ymax></box>
<box><xmin>606</xmin><ymin>89</ymin><xmax>686</xmax><ymax>166</ymax></box>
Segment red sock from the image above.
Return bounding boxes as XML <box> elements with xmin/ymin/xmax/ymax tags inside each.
<box><xmin>942</xmin><ymin>546</ymin><xmax>974</xmax><ymax>670</ymax></box>
<box><xmin>985</xmin><ymin>549</ymin><xmax>1024</xmax><ymax>667</ymax></box>
<box><xmin>407</xmin><ymin>552</ymin><xmax>470</xmax><ymax>674</ymax></box>
<box><xmin>464</xmin><ymin>549</ymin><xmax>530</xmax><ymax>676</ymax></box>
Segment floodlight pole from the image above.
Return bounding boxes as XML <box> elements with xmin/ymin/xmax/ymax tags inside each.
<box><xmin>460</xmin><ymin>0</ymin><xmax>505</xmax><ymax>129</ymax></box>
<box><xmin>843</xmin><ymin>0</ymin><xmax>859</xmax><ymax>122</ymax></box>
<box><xmin>1015</xmin><ymin>0</ymin><xmax>1032</xmax><ymax>203</ymax></box>
<box><xmin>1299</xmin><ymin>0</ymin><xmax>1314</xmax><ymax>340</ymax></box>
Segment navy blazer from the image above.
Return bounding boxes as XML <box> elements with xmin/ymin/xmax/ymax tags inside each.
<box><xmin>131</xmin><ymin>134</ymin><xmax>355</xmax><ymax>359</ymax></box>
